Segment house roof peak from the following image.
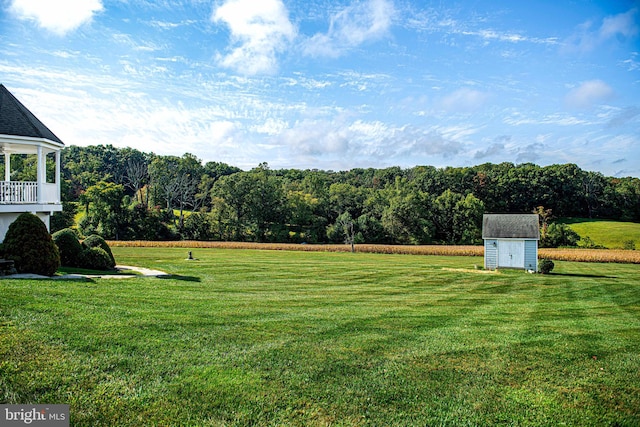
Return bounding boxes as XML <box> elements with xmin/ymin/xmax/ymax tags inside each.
<box><xmin>0</xmin><ymin>84</ymin><xmax>64</xmax><ymax>145</ymax></box>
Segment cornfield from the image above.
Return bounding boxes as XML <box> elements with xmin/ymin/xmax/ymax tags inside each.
<box><xmin>107</xmin><ymin>241</ymin><xmax>640</xmax><ymax>264</ymax></box>
<box><xmin>538</xmin><ymin>248</ymin><xmax>640</xmax><ymax>264</ymax></box>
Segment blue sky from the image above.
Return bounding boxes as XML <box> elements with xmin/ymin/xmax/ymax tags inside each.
<box><xmin>1</xmin><ymin>0</ymin><xmax>638</xmax><ymax>177</ymax></box>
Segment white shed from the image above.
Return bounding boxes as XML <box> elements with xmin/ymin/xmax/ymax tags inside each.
<box><xmin>482</xmin><ymin>214</ymin><xmax>539</xmax><ymax>271</ymax></box>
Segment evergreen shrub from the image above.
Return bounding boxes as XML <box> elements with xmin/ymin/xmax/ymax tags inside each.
<box><xmin>83</xmin><ymin>235</ymin><xmax>116</xmax><ymax>268</ymax></box>
<box><xmin>80</xmin><ymin>247</ymin><xmax>113</xmax><ymax>271</ymax></box>
<box><xmin>53</xmin><ymin>228</ymin><xmax>83</xmax><ymax>267</ymax></box>
<box><xmin>2</xmin><ymin>213</ymin><xmax>60</xmax><ymax>276</ymax></box>
<box><xmin>539</xmin><ymin>259</ymin><xmax>555</xmax><ymax>274</ymax></box>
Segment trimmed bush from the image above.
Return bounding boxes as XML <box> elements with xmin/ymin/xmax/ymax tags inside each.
<box><xmin>539</xmin><ymin>259</ymin><xmax>555</xmax><ymax>274</ymax></box>
<box><xmin>51</xmin><ymin>230</ymin><xmax>117</xmax><ymax>271</ymax></box>
<box><xmin>53</xmin><ymin>228</ymin><xmax>84</xmax><ymax>267</ymax></box>
<box><xmin>2</xmin><ymin>213</ymin><xmax>60</xmax><ymax>276</ymax></box>
<box><xmin>82</xmin><ymin>235</ymin><xmax>116</xmax><ymax>268</ymax></box>
<box><xmin>80</xmin><ymin>247</ymin><xmax>113</xmax><ymax>271</ymax></box>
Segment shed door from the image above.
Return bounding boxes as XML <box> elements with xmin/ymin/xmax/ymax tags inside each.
<box><xmin>498</xmin><ymin>240</ymin><xmax>524</xmax><ymax>268</ymax></box>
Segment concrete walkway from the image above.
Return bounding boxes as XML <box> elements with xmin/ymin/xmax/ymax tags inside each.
<box><xmin>113</xmin><ymin>265</ymin><xmax>169</xmax><ymax>277</ymax></box>
<box><xmin>2</xmin><ymin>265</ymin><xmax>168</xmax><ymax>280</ymax></box>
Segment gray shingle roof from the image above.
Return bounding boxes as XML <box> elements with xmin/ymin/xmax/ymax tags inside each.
<box><xmin>482</xmin><ymin>214</ymin><xmax>540</xmax><ymax>239</ymax></box>
<box><xmin>0</xmin><ymin>84</ymin><xmax>64</xmax><ymax>145</ymax></box>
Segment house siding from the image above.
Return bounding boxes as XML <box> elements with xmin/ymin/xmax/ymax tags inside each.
<box><xmin>484</xmin><ymin>239</ymin><xmax>498</xmax><ymax>269</ymax></box>
<box><xmin>0</xmin><ymin>212</ymin><xmax>51</xmax><ymax>241</ymax></box>
<box><xmin>484</xmin><ymin>238</ymin><xmax>537</xmax><ymax>271</ymax></box>
<box><xmin>524</xmin><ymin>240</ymin><xmax>538</xmax><ymax>271</ymax></box>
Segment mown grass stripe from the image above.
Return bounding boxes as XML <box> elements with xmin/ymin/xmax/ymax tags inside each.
<box><xmin>0</xmin><ymin>248</ymin><xmax>638</xmax><ymax>426</ymax></box>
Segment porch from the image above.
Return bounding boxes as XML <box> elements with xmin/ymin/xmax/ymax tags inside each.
<box><xmin>0</xmin><ymin>181</ymin><xmax>59</xmax><ymax>205</ymax></box>
<box><xmin>1</xmin><ymin>138</ymin><xmax>62</xmax><ymax>207</ymax></box>
<box><xmin>0</xmin><ymin>84</ymin><xmax>65</xmax><ymax>241</ymax></box>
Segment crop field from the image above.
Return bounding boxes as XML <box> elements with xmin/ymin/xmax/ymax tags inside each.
<box><xmin>1</xmin><ymin>248</ymin><xmax>639</xmax><ymax>426</ymax></box>
<box><xmin>108</xmin><ymin>240</ymin><xmax>640</xmax><ymax>264</ymax></box>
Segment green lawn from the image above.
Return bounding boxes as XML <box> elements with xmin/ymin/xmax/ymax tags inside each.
<box><xmin>1</xmin><ymin>248</ymin><xmax>639</xmax><ymax>426</ymax></box>
<box><xmin>560</xmin><ymin>217</ymin><xmax>640</xmax><ymax>249</ymax></box>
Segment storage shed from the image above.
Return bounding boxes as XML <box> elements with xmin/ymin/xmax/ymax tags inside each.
<box><xmin>482</xmin><ymin>214</ymin><xmax>539</xmax><ymax>271</ymax></box>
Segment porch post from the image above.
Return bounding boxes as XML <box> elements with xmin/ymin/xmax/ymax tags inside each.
<box><xmin>37</xmin><ymin>145</ymin><xmax>44</xmax><ymax>203</ymax></box>
<box><xmin>55</xmin><ymin>150</ymin><xmax>61</xmax><ymax>201</ymax></box>
<box><xmin>4</xmin><ymin>153</ymin><xmax>9</xmax><ymax>182</ymax></box>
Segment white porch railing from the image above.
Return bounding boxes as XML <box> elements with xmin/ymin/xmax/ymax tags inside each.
<box><xmin>0</xmin><ymin>181</ymin><xmax>59</xmax><ymax>204</ymax></box>
<box><xmin>42</xmin><ymin>183</ymin><xmax>59</xmax><ymax>203</ymax></box>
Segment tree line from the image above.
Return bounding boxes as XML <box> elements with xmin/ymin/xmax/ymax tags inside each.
<box><xmin>27</xmin><ymin>145</ymin><xmax>640</xmax><ymax>245</ymax></box>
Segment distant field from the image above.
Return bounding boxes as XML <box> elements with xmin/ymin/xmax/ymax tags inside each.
<box><xmin>1</xmin><ymin>248</ymin><xmax>639</xmax><ymax>426</ymax></box>
<box><xmin>108</xmin><ymin>240</ymin><xmax>640</xmax><ymax>263</ymax></box>
<box><xmin>560</xmin><ymin>218</ymin><xmax>640</xmax><ymax>249</ymax></box>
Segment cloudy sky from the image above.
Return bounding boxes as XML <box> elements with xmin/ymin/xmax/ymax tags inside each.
<box><xmin>1</xmin><ymin>0</ymin><xmax>639</xmax><ymax>176</ymax></box>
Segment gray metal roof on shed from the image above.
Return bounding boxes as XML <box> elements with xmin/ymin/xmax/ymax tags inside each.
<box><xmin>0</xmin><ymin>84</ymin><xmax>64</xmax><ymax>145</ymax></box>
<box><xmin>482</xmin><ymin>214</ymin><xmax>540</xmax><ymax>240</ymax></box>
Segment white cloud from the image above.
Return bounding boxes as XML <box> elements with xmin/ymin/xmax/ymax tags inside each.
<box><xmin>281</xmin><ymin>119</ymin><xmax>351</xmax><ymax>157</ymax></box>
<box><xmin>8</xmin><ymin>0</ymin><xmax>104</xmax><ymax>35</ymax></box>
<box><xmin>278</xmin><ymin>117</ymin><xmax>463</xmax><ymax>168</ymax></box>
<box><xmin>516</xmin><ymin>143</ymin><xmax>542</xmax><ymax>162</ymax></box>
<box><xmin>503</xmin><ymin>111</ymin><xmax>589</xmax><ymax>126</ymax></box>
<box><xmin>474</xmin><ymin>143</ymin><xmax>505</xmax><ymax>159</ymax></box>
<box><xmin>212</xmin><ymin>0</ymin><xmax>296</xmax><ymax>75</ymax></box>
<box><xmin>565</xmin><ymin>80</ymin><xmax>615</xmax><ymax>109</ymax></box>
<box><xmin>563</xmin><ymin>8</ymin><xmax>639</xmax><ymax>53</ymax></box>
<box><xmin>252</xmin><ymin>118</ymin><xmax>289</xmax><ymax>135</ymax></box>
<box><xmin>460</xmin><ymin>29</ymin><xmax>557</xmax><ymax>45</ymax></box>
<box><xmin>303</xmin><ymin>0</ymin><xmax>395</xmax><ymax>58</ymax></box>
<box><xmin>439</xmin><ymin>88</ymin><xmax>490</xmax><ymax>113</ymax></box>
<box><xmin>110</xmin><ymin>31</ymin><xmax>167</xmax><ymax>54</ymax></box>
<box><xmin>405</xmin><ymin>6</ymin><xmax>558</xmax><ymax>46</ymax></box>
<box><xmin>600</xmin><ymin>8</ymin><xmax>639</xmax><ymax>39</ymax></box>
<box><xmin>389</xmin><ymin>126</ymin><xmax>463</xmax><ymax>158</ymax></box>
<box><xmin>606</xmin><ymin>106</ymin><xmax>640</xmax><ymax>128</ymax></box>
<box><xmin>148</xmin><ymin>19</ymin><xmax>198</xmax><ymax>30</ymax></box>
<box><xmin>622</xmin><ymin>52</ymin><xmax>640</xmax><ymax>71</ymax></box>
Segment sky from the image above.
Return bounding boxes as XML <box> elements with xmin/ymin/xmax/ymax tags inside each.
<box><xmin>1</xmin><ymin>0</ymin><xmax>639</xmax><ymax>177</ymax></box>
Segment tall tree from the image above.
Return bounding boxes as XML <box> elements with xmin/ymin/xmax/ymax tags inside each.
<box><xmin>246</xmin><ymin>163</ymin><xmax>286</xmax><ymax>242</ymax></box>
<box><xmin>124</xmin><ymin>158</ymin><xmax>149</xmax><ymax>205</ymax></box>
<box><xmin>82</xmin><ymin>181</ymin><xmax>126</xmax><ymax>239</ymax></box>
<box><xmin>433</xmin><ymin>190</ymin><xmax>484</xmax><ymax>244</ymax></box>
<box><xmin>211</xmin><ymin>172</ymin><xmax>256</xmax><ymax>241</ymax></box>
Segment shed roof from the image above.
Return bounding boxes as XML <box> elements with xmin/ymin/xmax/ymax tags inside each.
<box><xmin>482</xmin><ymin>214</ymin><xmax>540</xmax><ymax>240</ymax></box>
<box><xmin>0</xmin><ymin>84</ymin><xmax>64</xmax><ymax>145</ymax></box>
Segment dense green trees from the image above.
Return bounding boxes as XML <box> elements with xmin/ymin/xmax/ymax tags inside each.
<box><xmin>55</xmin><ymin>145</ymin><xmax>640</xmax><ymax>245</ymax></box>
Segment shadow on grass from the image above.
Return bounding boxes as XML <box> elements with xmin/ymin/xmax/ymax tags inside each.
<box><xmin>548</xmin><ymin>272</ymin><xmax>617</xmax><ymax>279</ymax></box>
<box><xmin>157</xmin><ymin>274</ymin><xmax>202</xmax><ymax>282</ymax></box>
<box><xmin>49</xmin><ymin>277</ymin><xmax>97</xmax><ymax>283</ymax></box>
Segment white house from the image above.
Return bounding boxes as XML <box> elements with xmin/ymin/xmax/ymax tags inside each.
<box><xmin>482</xmin><ymin>214</ymin><xmax>540</xmax><ymax>271</ymax></box>
<box><xmin>0</xmin><ymin>84</ymin><xmax>64</xmax><ymax>241</ymax></box>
